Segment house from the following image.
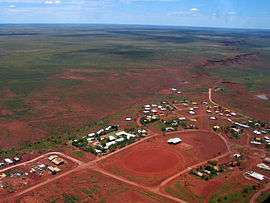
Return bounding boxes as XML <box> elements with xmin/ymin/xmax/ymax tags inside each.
<box><xmin>4</xmin><ymin>158</ymin><xmax>13</xmax><ymax>164</ymax></box>
<box><xmin>108</xmin><ymin>135</ymin><xmax>116</xmax><ymax>141</ymax></box>
<box><xmin>213</xmin><ymin>126</ymin><xmax>220</xmax><ymax>131</ymax></box>
<box><xmin>257</xmin><ymin>163</ymin><xmax>270</xmax><ymax>171</ymax></box>
<box><xmin>210</xmin><ymin>116</ymin><xmax>216</xmax><ymax>120</ymax></box>
<box><xmin>189</xmin><ymin>111</ymin><xmax>195</xmax><ymax>115</ymax></box>
<box><xmin>104</xmin><ymin>141</ymin><xmax>116</xmax><ymax>149</ymax></box>
<box><xmin>246</xmin><ymin>171</ymin><xmax>264</xmax><ymax>181</ymax></box>
<box><xmin>13</xmin><ymin>157</ymin><xmax>20</xmax><ymax>162</ymax></box>
<box><xmin>196</xmin><ymin>171</ymin><xmax>203</xmax><ymax>177</ymax></box>
<box><xmin>230</xmin><ymin>112</ymin><xmax>237</xmax><ymax>116</ymax></box>
<box><xmin>52</xmin><ymin>157</ymin><xmax>65</xmax><ymax>165</ymax></box>
<box><xmin>48</xmin><ymin>166</ymin><xmax>61</xmax><ymax>175</ymax></box>
<box><xmin>168</xmin><ymin>138</ymin><xmax>182</xmax><ymax>144</ymax></box>
<box><xmin>178</xmin><ymin>117</ymin><xmax>186</xmax><ymax>121</ymax></box>
<box><xmin>234</xmin><ymin>122</ymin><xmax>250</xmax><ymax>128</ymax></box>
<box><xmin>253</xmin><ymin>130</ymin><xmax>262</xmax><ymax>135</ymax></box>
<box><xmin>263</xmin><ymin>157</ymin><xmax>270</xmax><ymax>164</ymax></box>
<box><xmin>125</xmin><ymin>117</ymin><xmax>132</xmax><ymax>121</ymax></box>
<box><xmin>165</xmin><ymin>127</ymin><xmax>175</xmax><ymax>132</ymax></box>
<box><xmin>233</xmin><ymin>154</ymin><xmax>241</xmax><ymax>159</ymax></box>
<box><xmin>250</xmin><ymin>141</ymin><xmax>262</xmax><ymax>145</ymax></box>
<box><xmin>88</xmin><ymin>133</ymin><xmax>95</xmax><ymax>137</ymax></box>
<box><xmin>48</xmin><ymin>155</ymin><xmax>58</xmax><ymax>161</ymax></box>
<box><xmin>116</xmin><ymin>137</ymin><xmax>125</xmax><ymax>142</ymax></box>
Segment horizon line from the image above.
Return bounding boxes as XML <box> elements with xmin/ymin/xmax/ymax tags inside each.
<box><xmin>1</xmin><ymin>22</ymin><xmax>270</xmax><ymax>31</ymax></box>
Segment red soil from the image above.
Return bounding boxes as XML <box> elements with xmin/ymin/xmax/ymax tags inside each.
<box><xmin>123</xmin><ymin>148</ymin><xmax>182</xmax><ymax>174</ymax></box>
<box><xmin>0</xmin><ymin>67</ymin><xmax>191</xmax><ymax>148</ymax></box>
<box><xmin>99</xmin><ymin>130</ymin><xmax>228</xmax><ymax>187</ymax></box>
<box><xmin>15</xmin><ymin>169</ymin><xmax>175</xmax><ymax>203</ymax></box>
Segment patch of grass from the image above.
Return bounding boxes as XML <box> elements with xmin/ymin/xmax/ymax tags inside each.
<box><xmin>72</xmin><ymin>150</ymin><xmax>85</xmax><ymax>158</ymax></box>
<box><xmin>256</xmin><ymin>191</ymin><xmax>270</xmax><ymax>203</ymax></box>
<box><xmin>63</xmin><ymin>194</ymin><xmax>80</xmax><ymax>203</ymax></box>
<box><xmin>82</xmin><ymin>185</ymin><xmax>100</xmax><ymax>198</ymax></box>
<box><xmin>165</xmin><ymin>181</ymin><xmax>204</xmax><ymax>202</ymax></box>
<box><xmin>209</xmin><ymin>185</ymin><xmax>256</xmax><ymax>203</ymax></box>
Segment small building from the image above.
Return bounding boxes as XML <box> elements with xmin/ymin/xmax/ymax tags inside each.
<box><xmin>250</xmin><ymin>141</ymin><xmax>262</xmax><ymax>145</ymax></box>
<box><xmin>189</xmin><ymin>111</ymin><xmax>195</xmax><ymax>115</ymax></box>
<box><xmin>213</xmin><ymin>126</ymin><xmax>220</xmax><ymax>131</ymax></box>
<box><xmin>108</xmin><ymin>135</ymin><xmax>116</xmax><ymax>141</ymax></box>
<box><xmin>168</xmin><ymin>138</ymin><xmax>182</xmax><ymax>145</ymax></box>
<box><xmin>246</xmin><ymin>171</ymin><xmax>264</xmax><ymax>181</ymax></box>
<box><xmin>234</xmin><ymin>122</ymin><xmax>250</xmax><ymax>128</ymax></box>
<box><xmin>233</xmin><ymin>154</ymin><xmax>241</xmax><ymax>159</ymax></box>
<box><xmin>196</xmin><ymin>171</ymin><xmax>203</xmax><ymax>177</ymax></box>
<box><xmin>165</xmin><ymin>127</ymin><xmax>175</xmax><ymax>132</ymax></box>
<box><xmin>210</xmin><ymin>116</ymin><xmax>216</xmax><ymax>120</ymax></box>
<box><xmin>253</xmin><ymin>130</ymin><xmax>262</xmax><ymax>135</ymax></box>
<box><xmin>48</xmin><ymin>155</ymin><xmax>58</xmax><ymax>161</ymax></box>
<box><xmin>263</xmin><ymin>157</ymin><xmax>270</xmax><ymax>164</ymax></box>
<box><xmin>125</xmin><ymin>117</ymin><xmax>132</xmax><ymax>121</ymax></box>
<box><xmin>51</xmin><ymin>157</ymin><xmax>65</xmax><ymax>165</ymax></box>
<box><xmin>178</xmin><ymin>117</ymin><xmax>186</xmax><ymax>121</ymax></box>
<box><xmin>257</xmin><ymin>163</ymin><xmax>270</xmax><ymax>171</ymax></box>
<box><xmin>0</xmin><ymin>162</ymin><xmax>5</xmax><ymax>168</ymax></box>
<box><xmin>13</xmin><ymin>157</ymin><xmax>20</xmax><ymax>162</ymax></box>
<box><xmin>4</xmin><ymin>158</ymin><xmax>13</xmax><ymax>164</ymax></box>
<box><xmin>48</xmin><ymin>166</ymin><xmax>61</xmax><ymax>175</ymax></box>
<box><xmin>116</xmin><ymin>137</ymin><xmax>125</xmax><ymax>142</ymax></box>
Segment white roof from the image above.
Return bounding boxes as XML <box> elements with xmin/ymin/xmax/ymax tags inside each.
<box><xmin>88</xmin><ymin>133</ymin><xmax>95</xmax><ymax>137</ymax></box>
<box><xmin>108</xmin><ymin>135</ymin><xmax>116</xmax><ymax>141</ymax></box>
<box><xmin>257</xmin><ymin>163</ymin><xmax>270</xmax><ymax>171</ymax></box>
<box><xmin>178</xmin><ymin>117</ymin><xmax>186</xmax><ymax>120</ymax></box>
<box><xmin>234</xmin><ymin>122</ymin><xmax>250</xmax><ymax>128</ymax></box>
<box><xmin>189</xmin><ymin>111</ymin><xmax>195</xmax><ymax>115</ymax></box>
<box><xmin>247</xmin><ymin>171</ymin><xmax>264</xmax><ymax>181</ymax></box>
<box><xmin>125</xmin><ymin>117</ymin><xmax>132</xmax><ymax>121</ymax></box>
<box><xmin>4</xmin><ymin>158</ymin><xmax>13</xmax><ymax>164</ymax></box>
<box><xmin>115</xmin><ymin>131</ymin><xmax>137</xmax><ymax>140</ymax></box>
<box><xmin>250</xmin><ymin>141</ymin><xmax>262</xmax><ymax>145</ymax></box>
<box><xmin>168</xmin><ymin>138</ymin><xmax>182</xmax><ymax>144</ymax></box>
<box><xmin>253</xmin><ymin>130</ymin><xmax>262</xmax><ymax>135</ymax></box>
<box><xmin>116</xmin><ymin>137</ymin><xmax>125</xmax><ymax>142</ymax></box>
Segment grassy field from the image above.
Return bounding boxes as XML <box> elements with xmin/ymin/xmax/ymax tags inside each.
<box><xmin>0</xmin><ymin>24</ymin><xmax>270</xmax><ymax>150</ymax></box>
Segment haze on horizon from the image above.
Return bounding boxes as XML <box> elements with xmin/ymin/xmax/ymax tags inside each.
<box><xmin>0</xmin><ymin>0</ymin><xmax>270</xmax><ymax>29</ymax></box>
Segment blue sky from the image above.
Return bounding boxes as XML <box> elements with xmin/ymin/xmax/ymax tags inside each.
<box><xmin>0</xmin><ymin>0</ymin><xmax>270</xmax><ymax>29</ymax></box>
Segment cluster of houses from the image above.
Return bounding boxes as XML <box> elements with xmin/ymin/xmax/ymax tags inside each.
<box><xmin>192</xmin><ymin>154</ymin><xmax>245</xmax><ymax>181</ymax></box>
<box><xmin>161</xmin><ymin>117</ymin><xmax>197</xmax><ymax>132</ymax></box>
<box><xmin>72</xmin><ymin>125</ymin><xmax>147</xmax><ymax>155</ymax></box>
<box><xmin>246</xmin><ymin>157</ymin><xmax>270</xmax><ymax>182</ymax></box>
<box><xmin>0</xmin><ymin>155</ymin><xmax>65</xmax><ymax>191</ymax></box>
<box><xmin>30</xmin><ymin>155</ymin><xmax>65</xmax><ymax>175</ymax></box>
<box><xmin>205</xmin><ymin>103</ymin><xmax>238</xmax><ymax>119</ymax></box>
<box><xmin>191</xmin><ymin>160</ymin><xmax>225</xmax><ymax>180</ymax></box>
<box><xmin>142</xmin><ymin>102</ymin><xmax>174</xmax><ymax>119</ymax></box>
<box><xmin>0</xmin><ymin>156</ymin><xmax>21</xmax><ymax>169</ymax></box>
